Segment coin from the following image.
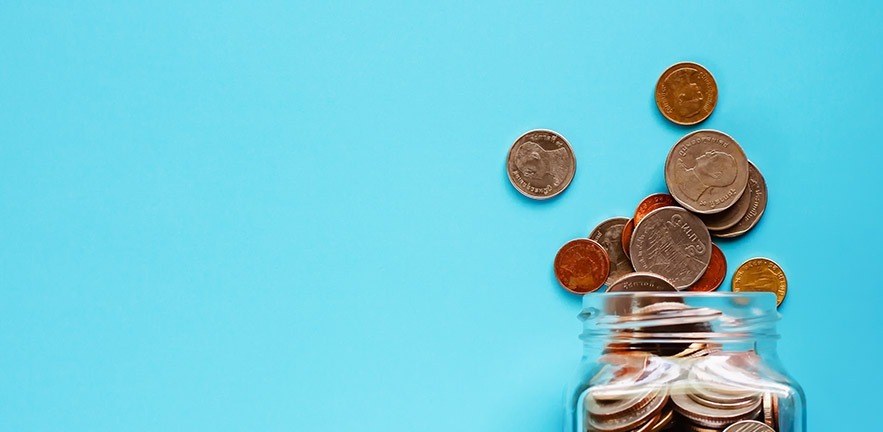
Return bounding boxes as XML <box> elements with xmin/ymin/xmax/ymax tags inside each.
<box><xmin>634</xmin><ymin>193</ymin><xmax>677</xmax><ymax>225</ymax></box>
<box><xmin>664</xmin><ymin>130</ymin><xmax>750</xmax><ymax>214</ymax></box>
<box><xmin>686</xmin><ymin>243</ymin><xmax>726</xmax><ymax>292</ymax></box>
<box><xmin>590</xmin><ymin>217</ymin><xmax>636</xmax><ymax>285</ymax></box>
<box><xmin>506</xmin><ymin>129</ymin><xmax>575</xmax><ymax>199</ymax></box>
<box><xmin>712</xmin><ymin>162</ymin><xmax>768</xmax><ymax>238</ymax></box>
<box><xmin>554</xmin><ymin>239</ymin><xmax>610</xmax><ymax>294</ymax></box>
<box><xmin>723</xmin><ymin>420</ymin><xmax>775</xmax><ymax>432</ymax></box>
<box><xmin>655</xmin><ymin>62</ymin><xmax>718</xmax><ymax>126</ymax></box>
<box><xmin>698</xmin><ymin>163</ymin><xmax>754</xmax><ymax>230</ymax></box>
<box><xmin>629</xmin><ymin>206</ymin><xmax>712</xmax><ymax>289</ymax></box>
<box><xmin>621</xmin><ymin>218</ymin><xmax>635</xmax><ymax>259</ymax></box>
<box><xmin>606</xmin><ymin>272</ymin><xmax>677</xmax><ymax>293</ymax></box>
<box><xmin>732</xmin><ymin>258</ymin><xmax>787</xmax><ymax>306</ymax></box>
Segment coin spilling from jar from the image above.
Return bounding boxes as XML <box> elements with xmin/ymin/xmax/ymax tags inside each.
<box><xmin>504</xmin><ymin>63</ymin><xmax>787</xmax><ymax>306</ymax></box>
<box><xmin>584</xmin><ymin>302</ymin><xmax>784</xmax><ymax>432</ymax></box>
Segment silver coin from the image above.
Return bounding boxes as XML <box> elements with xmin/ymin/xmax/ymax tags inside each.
<box><xmin>712</xmin><ymin>161</ymin><xmax>768</xmax><ymax>238</ymax></box>
<box><xmin>723</xmin><ymin>420</ymin><xmax>775</xmax><ymax>432</ymax></box>
<box><xmin>629</xmin><ymin>206</ymin><xmax>712</xmax><ymax>289</ymax></box>
<box><xmin>664</xmin><ymin>130</ymin><xmax>749</xmax><ymax>214</ymax></box>
<box><xmin>671</xmin><ymin>392</ymin><xmax>762</xmax><ymax>427</ymax></box>
<box><xmin>606</xmin><ymin>272</ymin><xmax>677</xmax><ymax>293</ymax></box>
<box><xmin>590</xmin><ymin>217</ymin><xmax>636</xmax><ymax>285</ymax></box>
<box><xmin>697</xmin><ymin>162</ymin><xmax>758</xmax><ymax>230</ymax></box>
<box><xmin>506</xmin><ymin>129</ymin><xmax>575</xmax><ymax>199</ymax></box>
<box><xmin>587</xmin><ymin>389</ymin><xmax>668</xmax><ymax>432</ymax></box>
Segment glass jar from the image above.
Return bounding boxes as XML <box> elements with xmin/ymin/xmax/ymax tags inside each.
<box><xmin>565</xmin><ymin>292</ymin><xmax>805</xmax><ymax>432</ymax></box>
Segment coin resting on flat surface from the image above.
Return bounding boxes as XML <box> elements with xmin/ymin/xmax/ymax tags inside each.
<box><xmin>655</xmin><ymin>62</ymin><xmax>718</xmax><ymax>126</ymax></box>
<box><xmin>590</xmin><ymin>217</ymin><xmax>636</xmax><ymax>286</ymax></box>
<box><xmin>506</xmin><ymin>129</ymin><xmax>576</xmax><ymax>200</ymax></box>
<box><xmin>665</xmin><ymin>130</ymin><xmax>750</xmax><ymax>215</ymax></box>
<box><xmin>634</xmin><ymin>193</ymin><xmax>677</xmax><ymax>225</ymax></box>
<box><xmin>712</xmin><ymin>161</ymin><xmax>768</xmax><ymax>238</ymax></box>
<box><xmin>554</xmin><ymin>239</ymin><xmax>610</xmax><ymax>294</ymax></box>
<box><xmin>732</xmin><ymin>258</ymin><xmax>787</xmax><ymax>307</ymax></box>
<box><xmin>629</xmin><ymin>206</ymin><xmax>712</xmax><ymax>290</ymax></box>
<box><xmin>686</xmin><ymin>243</ymin><xmax>727</xmax><ymax>292</ymax></box>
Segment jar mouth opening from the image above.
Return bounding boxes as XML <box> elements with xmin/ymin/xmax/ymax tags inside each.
<box><xmin>579</xmin><ymin>292</ymin><xmax>780</xmax><ymax>343</ymax></box>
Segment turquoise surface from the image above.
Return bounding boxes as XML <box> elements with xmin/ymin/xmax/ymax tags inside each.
<box><xmin>2</xmin><ymin>2</ymin><xmax>881</xmax><ymax>431</ymax></box>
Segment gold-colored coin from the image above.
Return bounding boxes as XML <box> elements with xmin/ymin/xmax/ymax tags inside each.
<box><xmin>655</xmin><ymin>62</ymin><xmax>717</xmax><ymax>126</ymax></box>
<box><xmin>731</xmin><ymin>258</ymin><xmax>787</xmax><ymax>306</ymax></box>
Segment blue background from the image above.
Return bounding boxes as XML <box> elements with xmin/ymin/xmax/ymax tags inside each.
<box><xmin>1</xmin><ymin>2</ymin><xmax>880</xmax><ymax>431</ymax></box>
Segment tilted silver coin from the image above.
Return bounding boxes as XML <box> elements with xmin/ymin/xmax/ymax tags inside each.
<box><xmin>698</xmin><ymin>161</ymin><xmax>758</xmax><ymax>230</ymax></box>
<box><xmin>712</xmin><ymin>161</ymin><xmax>768</xmax><ymax>238</ymax></box>
<box><xmin>590</xmin><ymin>217</ymin><xmax>636</xmax><ymax>285</ymax></box>
<box><xmin>664</xmin><ymin>130</ymin><xmax>749</xmax><ymax>214</ymax></box>
<box><xmin>723</xmin><ymin>420</ymin><xmax>775</xmax><ymax>432</ymax></box>
<box><xmin>606</xmin><ymin>272</ymin><xmax>677</xmax><ymax>293</ymax></box>
<box><xmin>506</xmin><ymin>129</ymin><xmax>575</xmax><ymax>199</ymax></box>
<box><xmin>629</xmin><ymin>206</ymin><xmax>712</xmax><ymax>290</ymax></box>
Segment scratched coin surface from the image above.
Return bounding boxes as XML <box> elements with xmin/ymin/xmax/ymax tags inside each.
<box><xmin>686</xmin><ymin>243</ymin><xmax>727</xmax><ymax>292</ymax></box>
<box><xmin>655</xmin><ymin>62</ymin><xmax>717</xmax><ymax>126</ymax></box>
<box><xmin>712</xmin><ymin>162</ymin><xmax>768</xmax><ymax>238</ymax></box>
<box><xmin>590</xmin><ymin>217</ymin><xmax>636</xmax><ymax>285</ymax></box>
<box><xmin>732</xmin><ymin>258</ymin><xmax>787</xmax><ymax>306</ymax></box>
<box><xmin>665</xmin><ymin>130</ymin><xmax>749</xmax><ymax>214</ymax></box>
<box><xmin>506</xmin><ymin>129</ymin><xmax>575</xmax><ymax>200</ymax></box>
<box><xmin>723</xmin><ymin>420</ymin><xmax>775</xmax><ymax>432</ymax></box>
<box><xmin>630</xmin><ymin>206</ymin><xmax>712</xmax><ymax>290</ymax></box>
<box><xmin>553</xmin><ymin>239</ymin><xmax>609</xmax><ymax>294</ymax></box>
<box><xmin>634</xmin><ymin>193</ymin><xmax>677</xmax><ymax>225</ymax></box>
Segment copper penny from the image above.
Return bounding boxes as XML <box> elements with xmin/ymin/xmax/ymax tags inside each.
<box><xmin>655</xmin><ymin>62</ymin><xmax>718</xmax><ymax>126</ymax></box>
<box><xmin>732</xmin><ymin>258</ymin><xmax>788</xmax><ymax>307</ymax></box>
<box><xmin>621</xmin><ymin>218</ymin><xmax>635</xmax><ymax>259</ymax></box>
<box><xmin>634</xmin><ymin>193</ymin><xmax>677</xmax><ymax>225</ymax></box>
<box><xmin>553</xmin><ymin>239</ymin><xmax>610</xmax><ymax>294</ymax></box>
<box><xmin>686</xmin><ymin>243</ymin><xmax>727</xmax><ymax>292</ymax></box>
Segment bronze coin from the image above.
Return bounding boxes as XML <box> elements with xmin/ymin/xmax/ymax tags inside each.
<box><xmin>634</xmin><ymin>193</ymin><xmax>676</xmax><ymax>225</ymax></box>
<box><xmin>655</xmin><ymin>62</ymin><xmax>718</xmax><ymax>126</ymax></box>
<box><xmin>506</xmin><ymin>129</ymin><xmax>576</xmax><ymax>200</ymax></box>
<box><xmin>686</xmin><ymin>243</ymin><xmax>727</xmax><ymax>292</ymax></box>
<box><xmin>553</xmin><ymin>239</ymin><xmax>610</xmax><ymax>294</ymax></box>
<box><xmin>732</xmin><ymin>258</ymin><xmax>788</xmax><ymax>307</ymax></box>
<box><xmin>621</xmin><ymin>218</ymin><xmax>635</xmax><ymax>259</ymax></box>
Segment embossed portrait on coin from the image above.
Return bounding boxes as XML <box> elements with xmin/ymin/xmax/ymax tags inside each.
<box><xmin>676</xmin><ymin>150</ymin><xmax>738</xmax><ymax>201</ymax></box>
<box><xmin>513</xmin><ymin>141</ymin><xmax>569</xmax><ymax>188</ymax></box>
<box><xmin>599</xmin><ymin>225</ymin><xmax>630</xmax><ymax>274</ymax></box>
<box><xmin>668</xmin><ymin>69</ymin><xmax>704</xmax><ymax>119</ymax></box>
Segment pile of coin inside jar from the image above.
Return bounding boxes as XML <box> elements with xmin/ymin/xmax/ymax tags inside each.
<box><xmin>506</xmin><ymin>62</ymin><xmax>789</xmax><ymax>432</ymax></box>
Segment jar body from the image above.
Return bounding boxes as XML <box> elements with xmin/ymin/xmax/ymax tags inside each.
<box><xmin>565</xmin><ymin>293</ymin><xmax>805</xmax><ymax>432</ymax></box>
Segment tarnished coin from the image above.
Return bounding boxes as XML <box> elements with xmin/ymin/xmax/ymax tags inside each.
<box><xmin>723</xmin><ymin>420</ymin><xmax>775</xmax><ymax>432</ymax></box>
<box><xmin>732</xmin><ymin>258</ymin><xmax>787</xmax><ymax>306</ymax></box>
<box><xmin>630</xmin><ymin>206</ymin><xmax>712</xmax><ymax>290</ymax></box>
<box><xmin>590</xmin><ymin>217</ymin><xmax>636</xmax><ymax>285</ymax></box>
<box><xmin>607</xmin><ymin>272</ymin><xmax>677</xmax><ymax>293</ymax></box>
<box><xmin>554</xmin><ymin>239</ymin><xmax>610</xmax><ymax>294</ymax></box>
<box><xmin>664</xmin><ymin>130</ymin><xmax>749</xmax><ymax>214</ymax></box>
<box><xmin>686</xmin><ymin>243</ymin><xmax>727</xmax><ymax>292</ymax></box>
<box><xmin>655</xmin><ymin>62</ymin><xmax>717</xmax><ymax>126</ymax></box>
<box><xmin>634</xmin><ymin>193</ymin><xmax>677</xmax><ymax>225</ymax></box>
<box><xmin>712</xmin><ymin>162</ymin><xmax>768</xmax><ymax>238</ymax></box>
<box><xmin>621</xmin><ymin>218</ymin><xmax>635</xmax><ymax>259</ymax></box>
<box><xmin>506</xmin><ymin>129</ymin><xmax>575</xmax><ymax>199</ymax></box>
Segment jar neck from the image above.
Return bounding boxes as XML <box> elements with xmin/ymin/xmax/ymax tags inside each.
<box><xmin>579</xmin><ymin>292</ymin><xmax>780</xmax><ymax>357</ymax></box>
